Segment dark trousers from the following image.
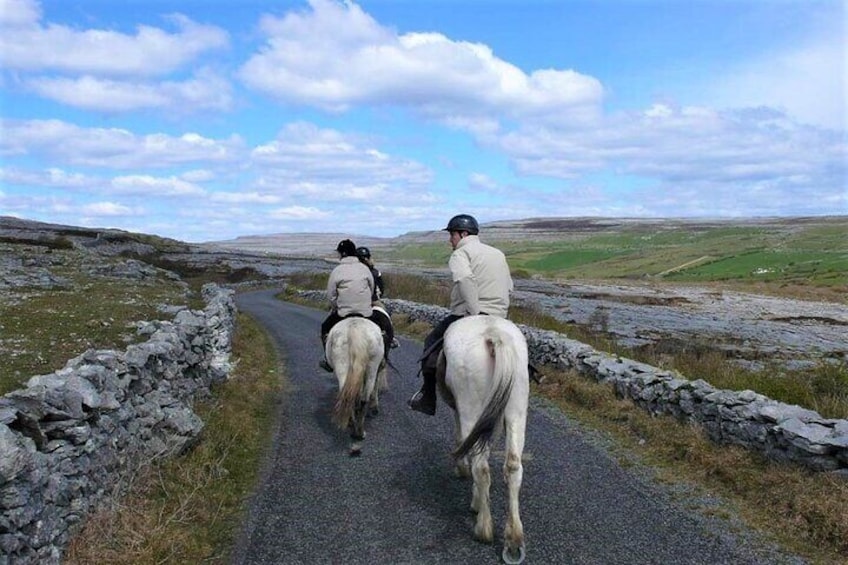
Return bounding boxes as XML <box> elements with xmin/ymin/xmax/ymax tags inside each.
<box><xmin>424</xmin><ymin>314</ymin><xmax>463</xmax><ymax>352</ymax></box>
<box><xmin>370</xmin><ymin>308</ymin><xmax>394</xmax><ymax>359</ymax></box>
<box><xmin>421</xmin><ymin>314</ymin><xmax>463</xmax><ymax>374</ymax></box>
<box><xmin>321</xmin><ymin>310</ymin><xmax>345</xmax><ymax>340</ymax></box>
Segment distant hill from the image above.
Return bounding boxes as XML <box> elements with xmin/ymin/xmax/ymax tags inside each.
<box><xmin>202</xmin><ymin>216</ymin><xmax>846</xmax><ymax>257</ymax></box>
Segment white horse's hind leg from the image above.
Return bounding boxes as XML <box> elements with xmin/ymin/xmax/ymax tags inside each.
<box><xmin>366</xmin><ymin>361</ymin><xmax>382</xmax><ymax>416</ymax></box>
<box><xmin>503</xmin><ymin>418</ymin><xmax>526</xmax><ymax>559</ymax></box>
<box><xmin>377</xmin><ymin>359</ymin><xmax>389</xmax><ymax>392</ymax></box>
<box><xmin>454</xmin><ymin>411</ymin><xmax>471</xmax><ymax>478</ymax></box>
<box><xmin>471</xmin><ymin>449</ymin><xmax>493</xmax><ymax>543</ymax></box>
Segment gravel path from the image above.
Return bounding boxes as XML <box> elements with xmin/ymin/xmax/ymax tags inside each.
<box><xmin>229</xmin><ymin>289</ymin><xmax>803</xmax><ymax>565</ymax></box>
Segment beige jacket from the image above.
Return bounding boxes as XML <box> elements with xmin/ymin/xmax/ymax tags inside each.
<box><xmin>448</xmin><ymin>235</ymin><xmax>513</xmax><ymax>318</ymax></box>
<box><xmin>327</xmin><ymin>257</ymin><xmax>374</xmax><ymax>317</ymax></box>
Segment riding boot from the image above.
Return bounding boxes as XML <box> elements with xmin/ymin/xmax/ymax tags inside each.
<box><xmin>529</xmin><ymin>363</ymin><xmax>545</xmax><ymax>384</ymax></box>
<box><xmin>408</xmin><ymin>360</ymin><xmax>437</xmax><ymax>416</ymax></box>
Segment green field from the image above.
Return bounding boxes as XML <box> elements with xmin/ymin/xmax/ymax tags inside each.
<box><xmin>385</xmin><ymin>218</ymin><xmax>848</xmax><ymax>290</ymax></box>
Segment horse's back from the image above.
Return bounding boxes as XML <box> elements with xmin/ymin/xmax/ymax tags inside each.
<box><xmin>330</xmin><ymin>316</ymin><xmax>382</xmax><ymax>345</ymax></box>
<box><xmin>444</xmin><ymin>316</ymin><xmax>528</xmax><ymax>364</ymax></box>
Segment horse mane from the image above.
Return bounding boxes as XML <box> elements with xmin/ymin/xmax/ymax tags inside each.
<box><xmin>452</xmin><ymin>327</ymin><xmax>517</xmax><ymax>460</ymax></box>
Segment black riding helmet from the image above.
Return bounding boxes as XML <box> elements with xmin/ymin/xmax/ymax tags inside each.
<box><xmin>336</xmin><ymin>239</ymin><xmax>357</xmax><ymax>257</ymax></box>
<box><xmin>444</xmin><ymin>214</ymin><xmax>479</xmax><ymax>235</ymax></box>
<box><xmin>355</xmin><ymin>246</ymin><xmax>371</xmax><ymax>259</ymax></box>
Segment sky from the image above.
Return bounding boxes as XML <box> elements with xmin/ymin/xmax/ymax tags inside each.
<box><xmin>0</xmin><ymin>0</ymin><xmax>845</xmax><ymax>243</ymax></box>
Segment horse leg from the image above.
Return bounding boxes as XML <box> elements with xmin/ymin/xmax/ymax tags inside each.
<box><xmin>377</xmin><ymin>359</ymin><xmax>388</xmax><ymax>392</ymax></box>
<box><xmin>350</xmin><ymin>400</ymin><xmax>367</xmax><ymax>441</ymax></box>
<box><xmin>502</xmin><ymin>418</ymin><xmax>526</xmax><ymax>563</ymax></box>
<box><xmin>453</xmin><ymin>410</ymin><xmax>471</xmax><ymax>478</ymax></box>
<box><xmin>369</xmin><ymin>362</ymin><xmax>385</xmax><ymax>416</ymax></box>
<box><xmin>471</xmin><ymin>448</ymin><xmax>493</xmax><ymax>543</ymax></box>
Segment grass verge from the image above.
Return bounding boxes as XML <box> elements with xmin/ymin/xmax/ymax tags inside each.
<box><xmin>533</xmin><ymin>369</ymin><xmax>848</xmax><ymax>565</ymax></box>
<box><xmin>64</xmin><ymin>312</ymin><xmax>282</xmax><ymax>564</ymax></box>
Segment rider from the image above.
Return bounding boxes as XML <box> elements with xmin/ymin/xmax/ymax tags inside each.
<box><xmin>355</xmin><ymin>246</ymin><xmax>396</xmax><ymax>359</ymax></box>
<box><xmin>319</xmin><ymin>239</ymin><xmax>375</xmax><ymax>372</ymax></box>
<box><xmin>355</xmin><ymin>246</ymin><xmax>385</xmax><ymax>303</ymax></box>
<box><xmin>408</xmin><ymin>214</ymin><xmax>514</xmax><ymax>415</ymax></box>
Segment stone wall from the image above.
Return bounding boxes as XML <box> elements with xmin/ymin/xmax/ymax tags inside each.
<box><xmin>0</xmin><ymin>284</ymin><xmax>236</xmax><ymax>564</ymax></box>
<box><xmin>381</xmin><ymin>297</ymin><xmax>848</xmax><ymax>474</ymax></box>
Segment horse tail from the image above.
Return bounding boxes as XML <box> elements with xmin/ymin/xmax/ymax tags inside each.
<box><xmin>332</xmin><ymin>323</ymin><xmax>369</xmax><ymax>429</ymax></box>
<box><xmin>453</xmin><ymin>325</ymin><xmax>518</xmax><ymax>460</ymax></box>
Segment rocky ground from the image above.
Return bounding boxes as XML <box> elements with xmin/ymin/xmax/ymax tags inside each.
<box><xmin>509</xmin><ymin>277</ymin><xmax>847</xmax><ymax>370</ymax></box>
<box><xmin>3</xmin><ymin>215</ymin><xmax>846</xmax><ymax>373</ymax></box>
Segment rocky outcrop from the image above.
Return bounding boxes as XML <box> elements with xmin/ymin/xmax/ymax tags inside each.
<box><xmin>510</xmin><ymin>279</ymin><xmax>848</xmax><ymax>371</ymax></box>
<box><xmin>0</xmin><ymin>284</ymin><xmax>235</xmax><ymax>564</ymax></box>
<box><xmin>378</xmin><ymin>296</ymin><xmax>848</xmax><ymax>475</ymax></box>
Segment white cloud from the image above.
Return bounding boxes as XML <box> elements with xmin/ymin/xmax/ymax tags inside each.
<box><xmin>468</xmin><ymin>172</ymin><xmax>500</xmax><ymax>192</ymax></box>
<box><xmin>0</xmin><ymin>166</ymin><xmax>93</xmax><ymax>188</ymax></box>
<box><xmin>251</xmin><ymin>122</ymin><xmax>434</xmax><ymax>199</ymax></box>
<box><xmin>180</xmin><ymin>169</ymin><xmax>215</xmax><ymax>182</ymax></box>
<box><xmin>110</xmin><ymin>175</ymin><xmax>206</xmax><ymax>196</ymax></box>
<box><xmin>0</xmin><ymin>119</ymin><xmax>244</xmax><ymax>167</ymax></box>
<box><xmin>0</xmin><ymin>4</ymin><xmax>228</xmax><ymax>76</ymax></box>
<box><xmin>491</xmin><ymin>104</ymin><xmax>844</xmax><ymax>198</ymax></box>
<box><xmin>81</xmin><ymin>201</ymin><xmax>135</xmax><ymax>216</ymax></box>
<box><xmin>24</xmin><ymin>68</ymin><xmax>233</xmax><ymax>113</ymax></box>
<box><xmin>269</xmin><ymin>205</ymin><xmax>330</xmax><ymax>220</ymax></box>
<box><xmin>238</xmin><ymin>0</ymin><xmax>602</xmax><ymax>123</ymax></box>
<box><xmin>0</xmin><ymin>0</ymin><xmax>40</xmax><ymax>27</ymax></box>
<box><xmin>210</xmin><ymin>191</ymin><xmax>282</xmax><ymax>204</ymax></box>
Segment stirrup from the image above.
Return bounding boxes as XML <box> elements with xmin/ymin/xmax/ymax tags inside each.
<box><xmin>390</xmin><ymin>337</ymin><xmax>399</xmax><ymax>349</ymax></box>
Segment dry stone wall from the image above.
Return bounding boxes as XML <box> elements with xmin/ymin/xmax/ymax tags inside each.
<box><xmin>0</xmin><ymin>284</ymin><xmax>235</xmax><ymax>564</ymax></box>
<box><xmin>380</xmin><ymin>297</ymin><xmax>848</xmax><ymax>475</ymax></box>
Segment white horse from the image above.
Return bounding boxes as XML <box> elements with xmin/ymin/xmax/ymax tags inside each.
<box><xmin>437</xmin><ymin>315</ymin><xmax>530</xmax><ymax>564</ymax></box>
<box><xmin>325</xmin><ymin>317</ymin><xmax>387</xmax><ymax>455</ymax></box>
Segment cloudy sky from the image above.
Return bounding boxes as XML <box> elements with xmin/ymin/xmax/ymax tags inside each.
<box><xmin>1</xmin><ymin>0</ymin><xmax>845</xmax><ymax>242</ymax></box>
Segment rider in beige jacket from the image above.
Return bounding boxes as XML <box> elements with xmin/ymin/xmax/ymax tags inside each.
<box><xmin>408</xmin><ymin>214</ymin><xmax>514</xmax><ymax>415</ymax></box>
<box><xmin>448</xmin><ymin>234</ymin><xmax>512</xmax><ymax>318</ymax></box>
<box><xmin>320</xmin><ymin>239</ymin><xmax>374</xmax><ymax>371</ymax></box>
<box><xmin>327</xmin><ymin>257</ymin><xmax>374</xmax><ymax>318</ymax></box>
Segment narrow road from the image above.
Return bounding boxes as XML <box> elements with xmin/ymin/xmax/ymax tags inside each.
<box><xmin>230</xmin><ymin>289</ymin><xmax>799</xmax><ymax>565</ymax></box>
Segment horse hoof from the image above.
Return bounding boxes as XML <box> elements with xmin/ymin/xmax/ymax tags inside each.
<box><xmin>502</xmin><ymin>544</ymin><xmax>526</xmax><ymax>565</ymax></box>
<box><xmin>349</xmin><ymin>443</ymin><xmax>362</xmax><ymax>457</ymax></box>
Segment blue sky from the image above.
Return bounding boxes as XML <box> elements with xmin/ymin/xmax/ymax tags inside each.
<box><xmin>1</xmin><ymin>0</ymin><xmax>845</xmax><ymax>242</ymax></box>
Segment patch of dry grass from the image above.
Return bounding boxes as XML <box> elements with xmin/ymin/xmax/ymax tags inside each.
<box><xmin>535</xmin><ymin>369</ymin><xmax>848</xmax><ymax>564</ymax></box>
<box><xmin>64</xmin><ymin>313</ymin><xmax>282</xmax><ymax>564</ymax></box>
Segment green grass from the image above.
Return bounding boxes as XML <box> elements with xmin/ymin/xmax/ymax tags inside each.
<box><xmin>664</xmin><ymin>249</ymin><xmax>848</xmax><ymax>284</ymax></box>
<box><xmin>479</xmin><ymin>220</ymin><xmax>848</xmax><ymax>286</ymax></box>
<box><xmin>0</xmin><ymin>248</ymin><xmax>190</xmax><ymax>395</ymax></box>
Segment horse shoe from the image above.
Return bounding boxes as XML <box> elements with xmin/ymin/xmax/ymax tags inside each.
<box><xmin>502</xmin><ymin>544</ymin><xmax>526</xmax><ymax>565</ymax></box>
